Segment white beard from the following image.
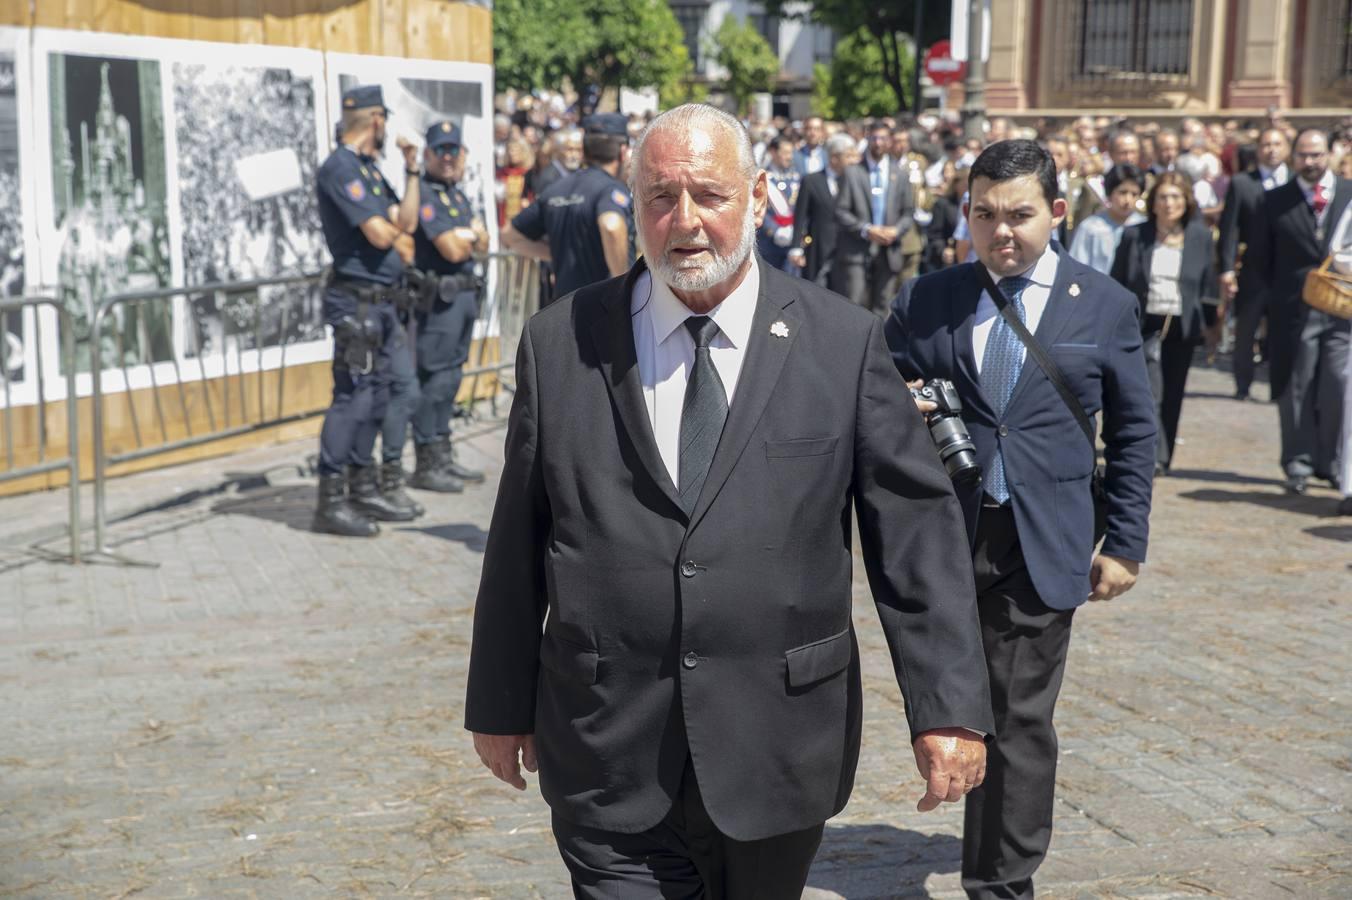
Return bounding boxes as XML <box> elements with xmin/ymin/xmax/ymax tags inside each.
<box><xmin>645</xmin><ymin>200</ymin><xmax>757</xmax><ymax>294</ymax></box>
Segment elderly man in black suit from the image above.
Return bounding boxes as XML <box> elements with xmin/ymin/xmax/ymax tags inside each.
<box><xmin>1217</xmin><ymin>128</ymin><xmax>1290</xmax><ymax>401</ymax></box>
<box><xmin>1248</xmin><ymin>128</ymin><xmax>1351</xmax><ymax>494</ymax></box>
<box><xmin>835</xmin><ymin>121</ymin><xmax>916</xmax><ymax>313</ymax></box>
<box><xmin>788</xmin><ymin>131</ymin><xmax>856</xmax><ymax>287</ymax></box>
<box><xmin>465</xmin><ymin>103</ymin><xmax>993</xmax><ymax>897</ymax></box>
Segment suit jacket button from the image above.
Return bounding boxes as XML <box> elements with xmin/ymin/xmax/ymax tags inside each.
<box><xmin>998</xmin><ymin>425</ymin><xmax>1009</xmax><ymax>437</ymax></box>
<box><xmin>683</xmin><ymin>651</ymin><xmax>699</xmax><ymax>669</ymax></box>
<box><xmin>680</xmin><ymin>561</ymin><xmax>697</xmax><ymax>578</ymax></box>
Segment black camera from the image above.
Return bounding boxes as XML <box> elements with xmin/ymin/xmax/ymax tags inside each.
<box><xmin>909</xmin><ymin>379</ymin><xmax>982</xmax><ymax>486</ymax></box>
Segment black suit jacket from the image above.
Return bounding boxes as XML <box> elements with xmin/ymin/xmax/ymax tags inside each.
<box><xmin>887</xmin><ymin>249</ymin><xmax>1157</xmax><ymax>610</ymax></box>
<box><xmin>1217</xmin><ymin>170</ymin><xmax>1264</xmax><ymax>277</ymax></box>
<box><xmin>1110</xmin><ymin>219</ymin><xmax>1219</xmax><ymax>343</ymax></box>
<box><xmin>1247</xmin><ymin>176</ymin><xmax>1352</xmax><ymax>396</ymax></box>
<box><xmin>836</xmin><ymin>160</ymin><xmax>914</xmax><ymax>271</ymax></box>
<box><xmin>791</xmin><ymin>170</ymin><xmax>839</xmax><ymax>284</ymax></box>
<box><xmin>465</xmin><ymin>259</ymin><xmax>994</xmax><ymax>841</ymax></box>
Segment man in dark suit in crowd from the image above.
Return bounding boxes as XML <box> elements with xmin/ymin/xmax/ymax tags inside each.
<box><xmin>1248</xmin><ymin>128</ymin><xmax>1351</xmax><ymax>494</ymax></box>
<box><xmin>1218</xmin><ymin>128</ymin><xmax>1290</xmax><ymax>401</ymax></box>
<box><xmin>465</xmin><ymin>103</ymin><xmax>994</xmax><ymax>898</ymax></box>
<box><xmin>788</xmin><ymin>132</ymin><xmax>855</xmax><ymax>286</ymax></box>
<box><xmin>887</xmin><ymin>140</ymin><xmax>1157</xmax><ymax>900</ymax></box>
<box><xmin>835</xmin><ymin>121</ymin><xmax>916</xmax><ymax>313</ymax></box>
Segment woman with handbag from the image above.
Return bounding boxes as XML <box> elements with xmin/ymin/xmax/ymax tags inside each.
<box><xmin>1111</xmin><ymin>172</ymin><xmax>1220</xmax><ymax>475</ymax></box>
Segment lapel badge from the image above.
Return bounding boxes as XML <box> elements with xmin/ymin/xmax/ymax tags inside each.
<box><xmin>1069</xmin><ymin>283</ymin><xmax>1081</xmax><ymax>298</ymax></box>
<box><xmin>770</xmin><ymin>320</ymin><xmax>790</xmax><ymax>339</ymax></box>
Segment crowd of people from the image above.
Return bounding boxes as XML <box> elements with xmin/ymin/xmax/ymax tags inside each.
<box><xmin>492</xmin><ymin>97</ymin><xmax>1352</xmax><ymax>515</ymax></box>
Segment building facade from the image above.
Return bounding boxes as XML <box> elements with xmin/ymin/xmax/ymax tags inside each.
<box><xmin>669</xmin><ymin>1</ymin><xmax>835</xmax><ymax>118</ymax></box>
<box><xmin>984</xmin><ymin>0</ymin><xmax>1351</xmax><ymax>118</ymax></box>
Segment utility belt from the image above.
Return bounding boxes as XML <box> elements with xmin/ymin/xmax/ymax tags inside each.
<box><xmin>328</xmin><ymin>274</ymin><xmax>398</xmax><ymax>375</ymax></box>
<box><xmin>401</xmin><ymin>268</ymin><xmax>483</xmax><ymax>315</ymax></box>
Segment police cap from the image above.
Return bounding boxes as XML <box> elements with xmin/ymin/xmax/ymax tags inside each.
<box><xmin>582</xmin><ymin>113</ymin><xmax>629</xmax><ymax>138</ymax></box>
<box><xmin>425</xmin><ymin>120</ymin><xmax>462</xmax><ymax>151</ymax></box>
<box><xmin>341</xmin><ymin>84</ymin><xmax>387</xmax><ymax>113</ymax></box>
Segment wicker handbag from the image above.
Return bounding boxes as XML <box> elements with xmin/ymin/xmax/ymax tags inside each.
<box><xmin>1302</xmin><ymin>256</ymin><xmax>1352</xmax><ymax>320</ymax></box>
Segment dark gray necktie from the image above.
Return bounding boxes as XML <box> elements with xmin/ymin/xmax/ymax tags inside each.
<box><xmin>678</xmin><ymin>316</ymin><xmax>728</xmax><ymax>514</ymax></box>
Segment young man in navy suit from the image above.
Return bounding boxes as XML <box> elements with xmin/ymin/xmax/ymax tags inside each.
<box><xmin>886</xmin><ymin>140</ymin><xmax>1157</xmax><ymax>899</ymax></box>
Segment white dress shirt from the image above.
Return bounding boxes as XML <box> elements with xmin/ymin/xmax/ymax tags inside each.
<box><xmin>1258</xmin><ymin>163</ymin><xmax>1289</xmax><ymax>191</ymax></box>
<box><xmin>1298</xmin><ymin>169</ymin><xmax>1337</xmax><ymax>231</ymax></box>
<box><xmin>972</xmin><ymin>245</ymin><xmax>1060</xmax><ymax>374</ymax></box>
<box><xmin>631</xmin><ymin>258</ymin><xmax>761</xmax><ymax>484</ymax></box>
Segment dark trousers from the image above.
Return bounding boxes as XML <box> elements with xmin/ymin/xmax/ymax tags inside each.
<box><xmin>1231</xmin><ymin>283</ymin><xmax>1267</xmax><ymax>398</ymax></box>
<box><xmin>963</xmin><ymin>505</ymin><xmax>1075</xmax><ymax>900</ymax></box>
<box><xmin>832</xmin><ymin>251</ymin><xmax>897</xmax><ymax>315</ymax></box>
<box><xmin>1278</xmin><ymin>310</ymin><xmax>1350</xmax><ymax>480</ymax></box>
<box><xmin>380</xmin><ymin>328</ymin><xmax>421</xmax><ymax>464</ymax></box>
<box><xmin>1144</xmin><ymin>329</ymin><xmax>1195</xmax><ymax>470</ymax></box>
<box><xmin>411</xmin><ymin>290</ymin><xmax>478</xmax><ymax>447</ymax></box>
<box><xmin>552</xmin><ymin>759</ymin><xmax>824</xmax><ymax>899</ymax></box>
<box><xmin>317</xmin><ymin>287</ymin><xmax>397</xmax><ymax>477</ymax></box>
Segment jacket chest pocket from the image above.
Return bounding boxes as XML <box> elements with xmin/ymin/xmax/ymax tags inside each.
<box><xmin>765</xmin><ymin>437</ymin><xmax>838</xmax><ymax>459</ymax></box>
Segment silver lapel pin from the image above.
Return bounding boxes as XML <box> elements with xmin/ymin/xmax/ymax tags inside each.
<box><xmin>1068</xmin><ymin>283</ymin><xmax>1081</xmax><ymax>298</ymax></box>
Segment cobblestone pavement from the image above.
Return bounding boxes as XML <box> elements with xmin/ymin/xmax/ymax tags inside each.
<box><xmin>1</xmin><ymin>364</ymin><xmax>1349</xmax><ymax>899</ymax></box>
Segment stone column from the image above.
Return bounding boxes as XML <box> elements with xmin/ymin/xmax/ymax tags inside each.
<box><xmin>1227</xmin><ymin>0</ymin><xmax>1298</xmax><ymax>109</ymax></box>
<box><xmin>984</xmin><ymin>0</ymin><xmax>1029</xmax><ymax>111</ymax></box>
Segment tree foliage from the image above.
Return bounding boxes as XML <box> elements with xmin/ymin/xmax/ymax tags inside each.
<box><xmin>711</xmin><ymin>17</ymin><xmax>780</xmax><ymax>116</ymax></box>
<box><xmin>821</xmin><ymin>27</ymin><xmax>912</xmax><ymax>119</ymax></box>
<box><xmin>763</xmin><ymin>0</ymin><xmax>948</xmax><ymax>112</ymax></box>
<box><xmin>493</xmin><ymin>0</ymin><xmax>693</xmax><ymax>107</ymax></box>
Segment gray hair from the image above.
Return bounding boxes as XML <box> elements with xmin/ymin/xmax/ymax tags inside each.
<box><xmin>628</xmin><ymin>103</ymin><xmax>757</xmax><ymax>195</ymax></box>
<box><xmin>825</xmin><ymin>133</ymin><xmax>856</xmax><ymax>160</ymax></box>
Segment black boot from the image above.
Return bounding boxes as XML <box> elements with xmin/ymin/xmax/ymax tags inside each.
<box><xmin>436</xmin><ymin>437</ymin><xmax>485</xmax><ymax>483</ymax></box>
<box><xmin>410</xmin><ymin>443</ymin><xmax>464</xmax><ymax>493</ymax></box>
<box><xmin>380</xmin><ymin>461</ymin><xmax>425</xmax><ymax>518</ymax></box>
<box><xmin>312</xmin><ymin>473</ymin><xmax>379</xmax><ymax>537</ymax></box>
<box><xmin>349</xmin><ymin>464</ymin><xmax>420</xmax><ymax>521</ymax></box>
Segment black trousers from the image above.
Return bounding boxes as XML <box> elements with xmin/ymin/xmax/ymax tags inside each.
<box><xmin>1231</xmin><ymin>283</ymin><xmax>1267</xmax><ymax>398</ymax></box>
<box><xmin>962</xmin><ymin>505</ymin><xmax>1075</xmax><ymax>900</ymax></box>
<box><xmin>552</xmin><ymin>759</ymin><xmax>824</xmax><ymax>899</ymax></box>
<box><xmin>317</xmin><ymin>287</ymin><xmax>398</xmax><ymax>477</ymax></box>
<box><xmin>1144</xmin><ymin>329</ymin><xmax>1196</xmax><ymax>470</ymax></box>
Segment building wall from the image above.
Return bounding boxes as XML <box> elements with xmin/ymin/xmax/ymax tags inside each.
<box><xmin>984</xmin><ymin>0</ymin><xmax>1350</xmax><ymax>116</ymax></box>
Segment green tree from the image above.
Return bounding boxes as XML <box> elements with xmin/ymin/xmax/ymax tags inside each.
<box><xmin>493</xmin><ymin>0</ymin><xmax>693</xmax><ymax>109</ymax></box>
<box><xmin>711</xmin><ymin>17</ymin><xmax>780</xmax><ymax>116</ymax></box>
<box><xmin>764</xmin><ymin>0</ymin><xmax>948</xmax><ymax>112</ymax></box>
<box><xmin>824</xmin><ymin>27</ymin><xmax>912</xmax><ymax>119</ymax></box>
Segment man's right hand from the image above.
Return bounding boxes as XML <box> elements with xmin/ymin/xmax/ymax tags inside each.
<box><xmin>907</xmin><ymin>379</ymin><xmax>938</xmax><ymax>414</ymax></box>
<box><xmin>1219</xmin><ymin>270</ymin><xmax>1238</xmax><ymax>301</ymax></box>
<box><xmin>787</xmin><ymin>248</ymin><xmax>806</xmax><ymax>268</ymax></box>
<box><xmin>472</xmin><ymin>732</ymin><xmax>537</xmax><ymax>790</ymax></box>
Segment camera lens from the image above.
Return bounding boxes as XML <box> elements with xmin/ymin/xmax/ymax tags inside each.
<box><xmin>928</xmin><ymin>416</ymin><xmax>982</xmax><ymax>486</ymax></box>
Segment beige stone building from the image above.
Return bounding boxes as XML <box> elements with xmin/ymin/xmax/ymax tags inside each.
<box><xmin>983</xmin><ymin>0</ymin><xmax>1350</xmax><ymax>119</ymax></box>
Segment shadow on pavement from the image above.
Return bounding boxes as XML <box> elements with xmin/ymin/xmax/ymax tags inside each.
<box><xmin>1304</xmin><ymin>523</ymin><xmax>1352</xmax><ymax>543</ymax></box>
<box><xmin>211</xmin><ymin>484</ymin><xmax>317</xmax><ymax>532</ymax></box>
<box><xmin>806</xmin><ymin>824</ymin><xmax>959</xmax><ymax>898</ymax></box>
<box><xmin>1177</xmin><ymin>488</ymin><xmax>1337</xmax><ymax>516</ymax></box>
<box><xmin>400</xmin><ymin>522</ymin><xmax>490</xmax><ymax>552</ymax></box>
<box><xmin>1167</xmin><ymin>468</ymin><xmax>1285</xmax><ymax>487</ymax></box>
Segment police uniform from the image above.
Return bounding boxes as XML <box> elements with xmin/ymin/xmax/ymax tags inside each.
<box><xmin>407</xmin><ymin>120</ymin><xmax>486</xmax><ymax>491</ymax></box>
<box><xmin>313</xmin><ymin>84</ymin><xmax>416</xmax><ymax>536</ymax></box>
<box><xmin>511</xmin><ymin>113</ymin><xmax>633</xmax><ymax>303</ymax></box>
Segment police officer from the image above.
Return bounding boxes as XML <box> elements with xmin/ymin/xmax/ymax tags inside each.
<box><xmin>312</xmin><ymin>84</ymin><xmax>423</xmax><ymax>537</ymax></box>
<box><xmin>500</xmin><ymin>113</ymin><xmax>632</xmax><ymax>303</ymax></box>
<box><xmin>758</xmin><ymin>136</ymin><xmax>802</xmax><ymax>274</ymax></box>
<box><xmin>402</xmin><ymin>119</ymin><xmax>489</xmax><ymax>492</ymax></box>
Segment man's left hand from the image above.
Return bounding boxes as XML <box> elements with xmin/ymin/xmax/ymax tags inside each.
<box><xmin>1089</xmin><ymin>553</ymin><xmax>1139</xmax><ymax>601</ymax></box>
<box><xmin>912</xmin><ymin>727</ymin><xmax>986</xmax><ymax>812</ymax></box>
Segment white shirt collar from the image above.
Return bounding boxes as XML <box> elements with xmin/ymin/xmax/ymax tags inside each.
<box><xmin>1258</xmin><ymin>162</ymin><xmax>1288</xmax><ymax>182</ymax></box>
<box><xmin>646</xmin><ymin>256</ymin><xmax>760</xmax><ymax>351</ymax></box>
<box><xmin>984</xmin><ymin>243</ymin><xmax>1059</xmax><ymax>289</ymax></box>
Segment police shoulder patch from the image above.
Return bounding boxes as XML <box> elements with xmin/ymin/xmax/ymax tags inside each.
<box><xmin>346</xmin><ymin>179</ymin><xmax>366</xmax><ymax>201</ymax></box>
<box><xmin>611</xmin><ymin>189</ymin><xmax>630</xmax><ymax>208</ymax></box>
<box><xmin>420</xmin><ymin>203</ymin><xmax>434</xmax><ymax>222</ymax></box>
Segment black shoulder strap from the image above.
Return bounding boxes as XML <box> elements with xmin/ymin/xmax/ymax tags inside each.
<box><xmin>974</xmin><ymin>264</ymin><xmax>1097</xmax><ymax>451</ymax></box>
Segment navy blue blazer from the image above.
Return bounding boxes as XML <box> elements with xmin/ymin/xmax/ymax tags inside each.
<box><xmin>884</xmin><ymin>248</ymin><xmax>1157</xmax><ymax>610</ymax></box>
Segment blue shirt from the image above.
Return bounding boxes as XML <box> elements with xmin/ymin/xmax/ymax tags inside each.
<box><xmin>316</xmin><ymin>144</ymin><xmax>403</xmax><ymax>285</ymax></box>
<box><xmin>513</xmin><ymin>165</ymin><xmax>632</xmax><ymax>299</ymax></box>
<box><xmin>414</xmin><ymin>177</ymin><xmax>474</xmax><ymax>276</ymax></box>
<box><xmin>1069</xmin><ymin>210</ymin><xmax>1146</xmax><ymax>276</ymax></box>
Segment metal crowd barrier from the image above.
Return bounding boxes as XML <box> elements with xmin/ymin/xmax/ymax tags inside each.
<box><xmin>89</xmin><ymin>272</ymin><xmax>327</xmax><ymax>559</ymax></box>
<box><xmin>87</xmin><ymin>256</ymin><xmax>540</xmax><ymax>561</ymax></box>
<box><xmin>0</xmin><ymin>294</ymin><xmax>80</xmax><ymax>563</ymax></box>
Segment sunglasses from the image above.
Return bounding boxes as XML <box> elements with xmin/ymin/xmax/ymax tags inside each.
<box><xmin>434</xmin><ymin>145</ymin><xmax>462</xmax><ymax>158</ymax></box>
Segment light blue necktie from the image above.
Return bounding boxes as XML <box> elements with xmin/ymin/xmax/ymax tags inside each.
<box><xmin>981</xmin><ymin>276</ymin><xmax>1032</xmax><ymax>503</ymax></box>
<box><xmin>870</xmin><ymin>164</ymin><xmax>886</xmax><ymax>226</ymax></box>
